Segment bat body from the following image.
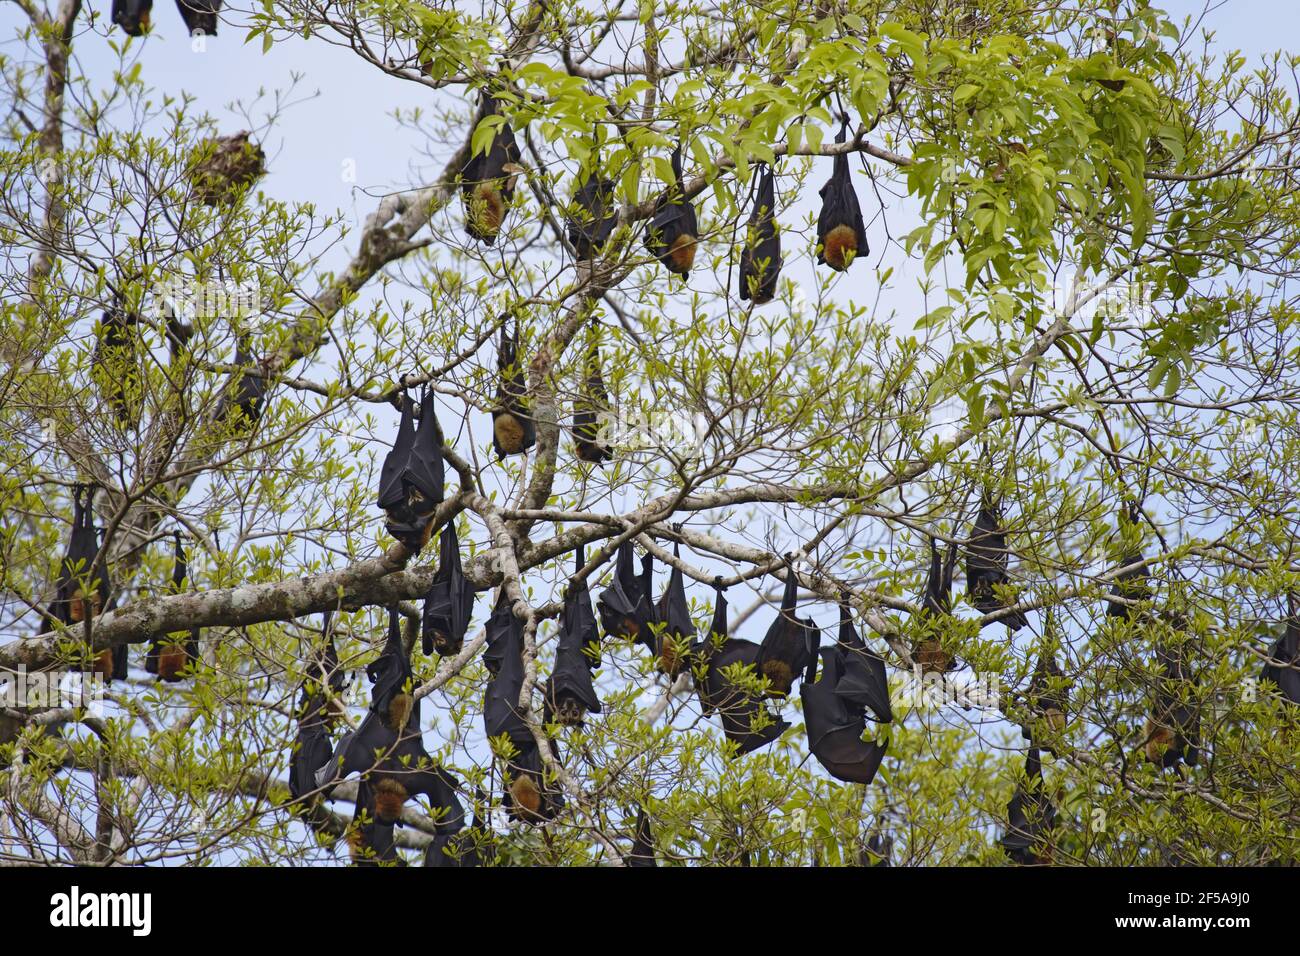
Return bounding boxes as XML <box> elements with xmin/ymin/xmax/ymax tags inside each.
<box><xmin>491</xmin><ymin>321</ymin><xmax>535</xmax><ymax>458</ymax></box>
<box><xmin>51</xmin><ymin>487</ymin><xmax>123</xmax><ymax>680</ymax></box>
<box><xmin>1261</xmin><ymin>613</ymin><xmax>1300</xmax><ymax>706</ymax></box>
<box><xmin>1000</xmin><ymin>748</ymin><xmax>1056</xmax><ymax>865</ymax></box>
<box><xmin>597</xmin><ymin>542</ymin><xmax>656</xmax><ymax>646</ymax></box>
<box><xmin>800</xmin><ymin>604</ymin><xmax>891</xmax><ymax>786</ymax></box>
<box><xmin>190</xmin><ymin>132</ymin><xmax>265</xmax><ymax>206</ymax></box>
<box><xmin>695</xmin><ymin>584</ymin><xmax>791</xmax><ymax>756</ymax></box>
<box><xmin>1145</xmin><ymin>643</ymin><xmax>1199</xmax><ymax>769</ymax></box>
<box><xmin>567</xmin><ymin>173</ymin><xmax>617</xmax><ymax>262</ymax></box>
<box><xmin>756</xmin><ymin>567</ymin><xmax>817</xmax><ymax>697</ymax></box>
<box><xmin>738</xmin><ymin>163</ymin><xmax>782</xmax><ymax>304</ymax></box>
<box><xmin>573</xmin><ymin>340</ymin><xmax>612</xmax><ymax>464</ymax></box>
<box><xmin>914</xmin><ymin>537</ymin><xmax>959</xmax><ymax>673</ymax></box>
<box><xmin>654</xmin><ymin>542</ymin><xmax>697</xmax><ymax>678</ymax></box>
<box><xmin>315</xmin><ymin>623</ymin><xmax>464</xmax><ymax>854</ymax></box>
<box><xmin>348</xmin><ymin>780</ymin><xmax>399</xmax><ymax>866</ymax></box>
<box><xmin>93</xmin><ymin>307</ymin><xmax>139</xmax><ymax>426</ymax></box>
<box><xmin>1021</xmin><ymin>652</ymin><xmax>1068</xmax><ymax>756</ymax></box>
<box><xmin>816</xmin><ymin>122</ymin><xmax>869</xmax><ymax>272</ymax></box>
<box><xmin>146</xmin><ymin>533</ymin><xmax>200</xmax><ymax>682</ymax></box>
<box><xmin>626</xmin><ymin>806</ymin><xmax>657</xmax><ymax>867</ymax></box>
<box><xmin>484</xmin><ymin>592</ymin><xmax>565</xmax><ymax>823</ymax></box>
<box><xmin>175</xmin><ymin>0</ymin><xmax>220</xmax><ymax>35</ymax></box>
<box><xmin>112</xmin><ymin>0</ymin><xmax>152</xmax><ymax>35</ymax></box>
<box><xmin>544</xmin><ymin>547</ymin><xmax>602</xmax><ymax>726</ymax></box>
<box><xmin>833</xmin><ymin>601</ymin><xmax>893</xmax><ymax>723</ymax></box>
<box><xmin>643</xmin><ymin>146</ymin><xmax>698</xmax><ymax>277</ymax></box>
<box><xmin>1106</xmin><ymin>502</ymin><xmax>1151</xmax><ymax>619</ymax></box>
<box><xmin>377</xmin><ymin>388</ymin><xmax>444</xmax><ymax>551</ymax></box>
<box><xmin>965</xmin><ymin>495</ymin><xmax>1028</xmax><ymax>630</ymax></box>
<box><xmin>288</xmin><ymin>692</ymin><xmax>334</xmax><ymax>801</ymax></box>
<box><xmin>214</xmin><ymin>336</ymin><xmax>267</xmax><ymax>430</ymax></box>
<box><xmin>461</xmin><ymin>98</ymin><xmax>522</xmax><ymax>245</ymax></box>
<box><xmin>421</xmin><ymin>523</ymin><xmax>475</xmax><ymax>656</ymax></box>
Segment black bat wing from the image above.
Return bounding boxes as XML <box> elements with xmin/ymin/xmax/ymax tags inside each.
<box><xmin>703</xmin><ymin>638</ymin><xmax>790</xmax><ymax>755</ymax></box>
<box><xmin>376</xmin><ymin>392</ymin><xmax>416</xmax><ymax>511</ymax></box>
<box><xmin>366</xmin><ymin>607</ymin><xmax>413</xmax><ymax>720</ymax></box>
<box><xmin>1261</xmin><ymin>623</ymin><xmax>1300</xmax><ymax>704</ymax></box>
<box><xmin>318</xmin><ymin>710</ymin><xmax>399</xmax><ymax>788</ymax></box>
<box><xmin>289</xmin><ymin>695</ymin><xmax>335</xmax><ymax>800</ymax></box>
<box><xmin>739</xmin><ymin>164</ymin><xmax>782</xmax><ymax>302</ymax></box>
<box><xmin>567</xmin><ymin>174</ymin><xmax>617</xmax><ymax>259</ymax></box>
<box><xmin>626</xmin><ymin>806</ymin><xmax>657</xmax><ymax>867</ymax></box>
<box><xmin>406</xmin><ymin>389</ymin><xmax>446</xmax><ymax>508</ymax></box>
<box><xmin>422</xmin><ymin>523</ymin><xmax>475</xmax><ymax>656</ymax></box>
<box><xmin>801</xmin><ymin>648</ymin><xmax>888</xmax><ymax>784</ymax></box>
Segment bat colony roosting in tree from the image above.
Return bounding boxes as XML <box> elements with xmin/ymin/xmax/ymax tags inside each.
<box><xmin>36</xmin><ymin>46</ymin><xmax>1300</xmax><ymax>868</ymax></box>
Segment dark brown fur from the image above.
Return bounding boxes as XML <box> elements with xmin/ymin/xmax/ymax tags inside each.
<box><xmin>92</xmin><ymin>649</ymin><xmax>114</xmax><ymax>680</ymax></box>
<box><xmin>1144</xmin><ymin>718</ymin><xmax>1175</xmax><ymax>765</ymax></box>
<box><xmin>471</xmin><ymin>183</ymin><xmax>505</xmax><ymax>238</ymax></box>
<box><xmin>666</xmin><ymin>232</ymin><xmax>697</xmax><ymax>275</ymax></box>
<box><xmin>821</xmin><ymin>224</ymin><xmax>858</xmax><ymax>271</ymax></box>
<box><xmin>494</xmin><ymin>412</ymin><xmax>527</xmax><ymax>455</ymax></box>
<box><xmin>373</xmin><ymin>778</ymin><xmax>409</xmax><ymax>823</ymax></box>
<box><xmin>914</xmin><ymin>640</ymin><xmax>951</xmax><ymax>675</ymax></box>
<box><xmin>387</xmin><ymin>692</ymin><xmax>414</xmax><ymax>733</ymax></box>
<box><xmin>510</xmin><ymin>773</ymin><xmax>543</xmax><ymax>819</ymax></box>
<box><xmin>761</xmin><ymin>658</ymin><xmax>794</xmax><ymax>696</ymax></box>
<box><xmin>157</xmin><ymin>644</ymin><xmax>188</xmax><ymax>683</ymax></box>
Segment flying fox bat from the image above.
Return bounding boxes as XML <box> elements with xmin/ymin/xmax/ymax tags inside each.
<box><xmin>377</xmin><ymin>388</ymin><xmax>444</xmax><ymax>551</ymax></box>
<box><xmin>966</xmin><ymin>494</ymin><xmax>1028</xmax><ymax>630</ymax></box>
<box><xmin>1261</xmin><ymin>598</ymin><xmax>1300</xmax><ymax>705</ymax></box>
<box><xmin>1000</xmin><ymin>748</ymin><xmax>1056</xmax><ymax>865</ymax></box>
<box><xmin>288</xmin><ymin>691</ymin><xmax>334</xmax><ymax>802</ymax></box>
<box><xmin>739</xmin><ymin>162</ymin><xmax>782</xmax><ymax>304</ymax></box>
<box><xmin>421</xmin><ymin>522</ymin><xmax>475</xmax><ymax>657</ymax></box>
<box><xmin>347</xmin><ymin>779</ymin><xmax>399</xmax><ymax>866</ymax></box>
<box><xmin>597</xmin><ymin>541</ymin><xmax>656</xmax><ymax>645</ymax></box>
<box><xmin>654</xmin><ymin>541</ymin><xmax>697</xmax><ymax>678</ymax></box>
<box><xmin>214</xmin><ymin>335</ymin><xmax>268</xmax><ymax>430</ymax></box>
<box><xmin>483</xmin><ymin>591</ymin><xmax>565</xmax><ymax>823</ymax></box>
<box><xmin>695</xmin><ymin>583</ymin><xmax>791</xmax><ymax>756</ymax></box>
<box><xmin>800</xmin><ymin>638</ymin><xmax>890</xmax><ymax>785</ymax></box>
<box><xmin>756</xmin><ymin>565</ymin><xmax>817</xmax><ymax>697</ymax></box>
<box><xmin>1144</xmin><ymin>640</ymin><xmax>1200</xmax><ymax>769</ymax></box>
<box><xmin>50</xmin><ymin>486</ymin><xmax>124</xmax><ymax>680</ymax></box>
<box><xmin>461</xmin><ymin>96</ymin><xmax>522</xmax><ymax>245</ymax></box>
<box><xmin>544</xmin><ymin>546</ymin><xmax>602</xmax><ymax>726</ymax></box>
<box><xmin>145</xmin><ymin>532</ymin><xmax>201</xmax><ymax>682</ymax></box>
<box><xmin>363</xmin><ymin>606</ymin><xmax>415</xmax><ymax>733</ymax></box>
<box><xmin>816</xmin><ymin>120</ymin><xmax>869</xmax><ymax>272</ymax></box>
<box><xmin>567</xmin><ymin>162</ymin><xmax>617</xmax><ymax>262</ymax></box>
<box><xmin>914</xmin><ymin>536</ymin><xmax>960</xmax><ymax>674</ymax></box>
<box><xmin>1106</xmin><ymin>500</ymin><xmax>1151</xmax><ymax>619</ymax></box>
<box><xmin>1020</xmin><ymin>651</ymin><xmax>1068</xmax><ymax>757</ymax></box>
<box><xmin>491</xmin><ymin>319</ymin><xmax>536</xmax><ymax>459</ymax></box>
<box><xmin>93</xmin><ymin>306</ymin><xmax>139</xmax><ymax>426</ymax></box>
<box><xmin>625</xmin><ymin>805</ymin><xmax>657</xmax><ymax>867</ymax></box>
<box><xmin>833</xmin><ymin>599</ymin><xmax>893</xmax><ymax>723</ymax></box>
<box><xmin>175</xmin><ymin>0</ymin><xmax>220</xmax><ymax>35</ymax></box>
<box><xmin>112</xmin><ymin>0</ymin><xmax>152</xmax><ymax>35</ymax></box>
<box><xmin>643</xmin><ymin>144</ymin><xmax>698</xmax><ymax>277</ymax></box>
<box><xmin>573</xmin><ymin>336</ymin><xmax>613</xmax><ymax>465</ymax></box>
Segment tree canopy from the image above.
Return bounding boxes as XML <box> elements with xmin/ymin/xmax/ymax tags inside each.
<box><xmin>1</xmin><ymin>0</ymin><xmax>1298</xmax><ymax>866</ymax></box>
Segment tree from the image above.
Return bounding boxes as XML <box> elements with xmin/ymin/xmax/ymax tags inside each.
<box><xmin>1</xmin><ymin>0</ymin><xmax>1298</xmax><ymax>866</ymax></box>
